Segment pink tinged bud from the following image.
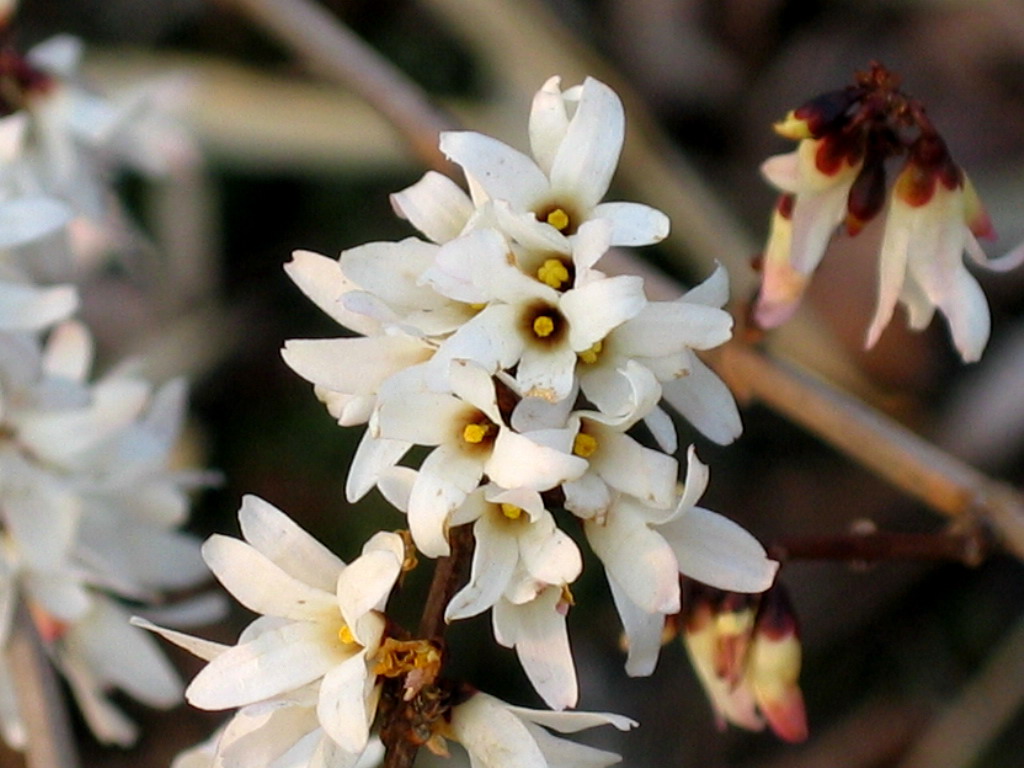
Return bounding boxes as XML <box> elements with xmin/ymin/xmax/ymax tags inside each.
<box><xmin>713</xmin><ymin>593</ymin><xmax>758</xmax><ymax>687</ymax></box>
<box><xmin>748</xmin><ymin>586</ymin><xmax>808</xmax><ymax>743</ymax></box>
<box><xmin>754</xmin><ymin>196</ymin><xmax>807</xmax><ymax>329</ymax></box>
<box><xmin>962</xmin><ymin>175</ymin><xmax>995</xmax><ymax>240</ymax></box>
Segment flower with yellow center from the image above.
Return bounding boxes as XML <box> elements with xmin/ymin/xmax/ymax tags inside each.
<box><xmin>444</xmin><ymin>484</ymin><xmax>584</xmax><ymax>709</ymax></box>
<box><xmin>142</xmin><ymin>495</ymin><xmax>406</xmax><ymax>759</ymax></box>
<box><xmin>376</xmin><ymin>360</ymin><xmax>587</xmax><ymax>558</ymax></box>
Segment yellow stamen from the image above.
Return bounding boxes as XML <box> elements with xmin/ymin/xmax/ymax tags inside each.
<box><xmin>533</xmin><ymin>315</ymin><xmax>556</xmax><ymax>337</ymax></box>
<box><xmin>338</xmin><ymin>625</ymin><xmax>355</xmax><ymax>644</ymax></box>
<box><xmin>468</xmin><ymin>302</ymin><xmax>488</xmax><ymax>311</ymax></box>
<box><xmin>537</xmin><ymin>258</ymin><xmax>570</xmax><ymax>289</ymax></box>
<box><xmin>573</xmin><ymin>432</ymin><xmax>598</xmax><ymax>458</ymax></box>
<box><xmin>462</xmin><ymin>422</ymin><xmax>492</xmax><ymax>443</ymax></box>
<box><xmin>500</xmin><ymin>503</ymin><xmax>523</xmax><ymax>520</ymax></box>
<box><xmin>578</xmin><ymin>340</ymin><xmax>603</xmax><ymax>364</ymax></box>
<box><xmin>546</xmin><ymin>207</ymin><xmax>570</xmax><ymax>231</ymax></box>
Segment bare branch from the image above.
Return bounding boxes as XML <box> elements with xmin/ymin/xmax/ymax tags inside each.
<box><xmin>7</xmin><ymin>599</ymin><xmax>80</xmax><ymax>768</ymax></box>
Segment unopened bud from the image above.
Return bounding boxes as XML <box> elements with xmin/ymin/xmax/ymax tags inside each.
<box><xmin>748</xmin><ymin>584</ymin><xmax>808</xmax><ymax>743</ymax></box>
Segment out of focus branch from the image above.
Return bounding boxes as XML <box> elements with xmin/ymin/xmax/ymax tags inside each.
<box><xmin>219</xmin><ymin>0</ymin><xmax>457</xmax><ymax>172</ymax></box>
<box><xmin>715</xmin><ymin>343</ymin><xmax>1024</xmax><ymax>559</ymax></box>
<box><xmin>7</xmin><ymin>599</ymin><xmax>80</xmax><ymax>768</ymax></box>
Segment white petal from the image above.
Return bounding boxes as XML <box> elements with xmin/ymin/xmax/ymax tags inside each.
<box><xmin>202</xmin><ymin>536</ymin><xmax>338</xmax><ymax>622</ymax></box>
<box><xmin>0</xmin><ymin>281</ymin><xmax>78</xmax><ymax>331</ymax></box>
<box><xmin>445</xmin><ymin>514</ymin><xmax>519</xmax><ymax>621</ymax></box>
<box><xmin>660</xmin><ymin>354</ymin><xmax>743</xmax><ymax>445</ymax></box>
<box><xmin>42</xmin><ymin>320</ymin><xmax>92</xmax><ymax>381</ymax></box>
<box><xmin>867</xmin><ymin>202</ymin><xmax>912</xmax><ymax>349</ymax></box>
<box><xmin>683</xmin><ymin>264</ymin><xmax>730</xmax><ymax>308</ymax></box>
<box><xmin>586</xmin><ymin>501</ymin><xmax>680</xmax><ymax>614</ymax></box>
<box><xmin>336</xmin><ymin>548</ymin><xmax>401</xmax><ymax>631</ymax></box>
<box><xmin>340</xmin><ymin>238</ymin><xmax>445</xmax><ymax>311</ymax></box>
<box><xmin>347</xmin><ymin>432</ymin><xmax>411</xmax><ymax>502</ymax></box>
<box><xmin>487</xmin><ymin>429</ymin><xmax>587</xmax><ymax>491</ymax></box>
<box><xmin>507</xmin><ymin>705</ymin><xmax>636</xmax><ymax>733</ymax></box>
<box><xmin>0</xmin><ymin>197</ymin><xmax>71</xmax><ymax>248</ymax></box>
<box><xmin>644</xmin><ymin>404</ymin><xmax>677</xmax><ymax>454</ymax></box>
<box><xmin>282</xmin><ymin>336</ymin><xmax>432</xmax><ymax>395</ymax></box>
<box><xmin>238</xmin><ymin>495</ymin><xmax>346</xmax><ymax>592</ymax></box>
<box><xmin>186</xmin><ymin>622</ymin><xmax>346</xmax><ymax>709</ymax></box>
<box><xmin>549</xmin><ymin>77</ymin><xmax>624</xmax><ymax>210</ymax></box>
<box><xmin>284</xmin><ymin>250</ymin><xmax>379</xmax><ymax>336</ymax></box>
<box><xmin>529</xmin><ymin>76</ymin><xmax>569</xmax><ymax>176</ymax></box>
<box><xmin>129</xmin><ymin>618</ymin><xmax>228</xmax><ymax>662</ymax></box>
<box><xmin>589</xmin><ymin>429</ymin><xmax>678</xmax><ymax>509</ymax></box>
<box><xmin>590</xmin><ymin>201</ymin><xmax>670</xmax><ymax>246</ymax></box>
<box><xmin>519</xmin><ymin>515</ymin><xmax>582</xmax><ymax>586</ymax></box>
<box><xmin>561</xmin><ymin>276</ymin><xmax>646</xmax><ymax>351</ymax></box>
<box><xmin>440</xmin><ymin>131</ymin><xmax>549</xmax><ymax>209</ymax></box>
<box><xmin>495</xmin><ymin>589</ymin><xmax>578</xmax><ymax>710</ymax></box>
<box><xmin>516</xmin><ymin>343</ymin><xmax>578</xmax><ymax>403</ymax></box>
<box><xmin>390</xmin><ymin>171</ymin><xmax>474</xmax><ymax>243</ymax></box>
<box><xmin>450</xmin><ymin>694</ymin><xmax>548</xmax><ymax>768</ymax></box>
<box><xmin>607</xmin><ymin>574</ymin><xmax>665</xmax><ymax>677</ymax></box>
<box><xmin>317</xmin><ymin>651</ymin><xmax>372</xmax><ymax>753</ymax></box>
<box><xmin>562</xmin><ymin>473</ymin><xmax>612</xmax><ymax>519</ymax></box>
<box><xmin>659</xmin><ymin>506</ymin><xmax>777</xmax><ymax>592</ymax></box>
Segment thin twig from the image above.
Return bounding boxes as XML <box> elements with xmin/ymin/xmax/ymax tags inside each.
<box><xmin>769</xmin><ymin>530</ymin><xmax>988</xmax><ymax>566</ymax></box>
<box><xmin>218</xmin><ymin>0</ymin><xmax>457</xmax><ymax>172</ymax></box>
<box><xmin>714</xmin><ymin>342</ymin><xmax>1024</xmax><ymax>559</ymax></box>
<box><xmin>6</xmin><ymin>598</ymin><xmax>80</xmax><ymax>768</ymax></box>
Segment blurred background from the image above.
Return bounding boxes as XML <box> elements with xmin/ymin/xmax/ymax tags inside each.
<box><xmin>8</xmin><ymin>0</ymin><xmax>1024</xmax><ymax>766</ymax></box>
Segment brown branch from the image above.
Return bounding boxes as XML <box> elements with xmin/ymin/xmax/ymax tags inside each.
<box><xmin>6</xmin><ymin>598</ymin><xmax>80</xmax><ymax>768</ymax></box>
<box><xmin>712</xmin><ymin>342</ymin><xmax>1024</xmax><ymax>560</ymax></box>
<box><xmin>769</xmin><ymin>530</ymin><xmax>988</xmax><ymax>567</ymax></box>
<box><xmin>381</xmin><ymin>525</ymin><xmax>473</xmax><ymax>768</ymax></box>
<box><xmin>218</xmin><ymin>0</ymin><xmax>457</xmax><ymax>173</ymax></box>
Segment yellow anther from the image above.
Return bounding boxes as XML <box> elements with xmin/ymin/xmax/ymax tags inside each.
<box><xmin>338</xmin><ymin>625</ymin><xmax>355</xmax><ymax>645</ymax></box>
<box><xmin>546</xmin><ymin>207</ymin><xmax>570</xmax><ymax>231</ymax></box>
<box><xmin>468</xmin><ymin>302</ymin><xmax>488</xmax><ymax>311</ymax></box>
<box><xmin>500</xmin><ymin>503</ymin><xmax>523</xmax><ymax>520</ymax></box>
<box><xmin>462</xmin><ymin>422</ymin><xmax>492</xmax><ymax>444</ymax></box>
<box><xmin>533</xmin><ymin>315</ymin><xmax>556</xmax><ymax>337</ymax></box>
<box><xmin>537</xmin><ymin>258</ymin><xmax>570</xmax><ymax>289</ymax></box>
<box><xmin>573</xmin><ymin>432</ymin><xmax>598</xmax><ymax>458</ymax></box>
<box><xmin>578</xmin><ymin>340</ymin><xmax>603</xmax><ymax>364</ymax></box>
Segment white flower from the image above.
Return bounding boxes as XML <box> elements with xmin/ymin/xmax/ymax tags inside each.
<box><xmin>440</xmin><ymin>76</ymin><xmax>669</xmax><ymax>251</ymax></box>
<box><xmin>589</xmin><ymin>448</ymin><xmax>778</xmax><ymax>676</ymax></box>
<box><xmin>563</xmin><ymin>362</ymin><xmax>678</xmax><ymax>520</ymax></box>
<box><xmin>576</xmin><ymin>266</ymin><xmax>738</xmax><ymax>448</ymax></box>
<box><xmin>146</xmin><ymin>495</ymin><xmax>404</xmax><ymax>758</ymax></box>
<box><xmin>376</xmin><ymin>360</ymin><xmax>586</xmax><ymax>557</ymax></box>
<box><xmin>449</xmin><ymin>692</ymin><xmax>635</xmax><ymax>768</ymax></box>
<box><xmin>867</xmin><ymin>164</ymin><xmax>1024</xmax><ymax>362</ymax></box>
<box><xmin>424</xmin><ymin>221</ymin><xmax>646</xmax><ymax>402</ymax></box>
<box><xmin>754</xmin><ymin>136</ymin><xmax>862</xmax><ymax>328</ymax></box>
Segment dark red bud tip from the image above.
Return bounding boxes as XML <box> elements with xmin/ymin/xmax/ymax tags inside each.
<box><xmin>777</xmin><ymin>194</ymin><xmax>795</xmax><ymax>220</ymax></box>
<box><xmin>845</xmin><ymin>161</ymin><xmax>887</xmax><ymax>235</ymax></box>
<box><xmin>792</xmin><ymin>88</ymin><xmax>860</xmax><ymax>138</ymax></box>
<box><xmin>755</xmin><ymin>583</ymin><xmax>799</xmax><ymax>641</ymax></box>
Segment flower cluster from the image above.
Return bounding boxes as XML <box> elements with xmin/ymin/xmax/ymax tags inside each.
<box><xmin>754</xmin><ymin>62</ymin><xmax>1023</xmax><ymax>362</ymax></box>
<box><xmin>0</xmin><ymin>12</ymin><xmax>212</xmax><ymax>748</ymax></box>
<box><xmin>276</xmin><ymin>73</ymin><xmax>778</xmax><ymax>744</ymax></box>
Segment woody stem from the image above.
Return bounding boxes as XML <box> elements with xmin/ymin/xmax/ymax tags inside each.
<box><xmin>769</xmin><ymin>529</ymin><xmax>988</xmax><ymax>566</ymax></box>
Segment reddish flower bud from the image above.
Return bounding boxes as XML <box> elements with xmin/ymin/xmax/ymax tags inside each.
<box><xmin>775</xmin><ymin>88</ymin><xmax>860</xmax><ymax>140</ymax></box>
<box><xmin>748</xmin><ymin>584</ymin><xmax>808</xmax><ymax>743</ymax></box>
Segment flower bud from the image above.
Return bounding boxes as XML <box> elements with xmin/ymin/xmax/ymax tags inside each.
<box><xmin>748</xmin><ymin>583</ymin><xmax>808</xmax><ymax>743</ymax></box>
<box><xmin>774</xmin><ymin>88</ymin><xmax>859</xmax><ymax>140</ymax></box>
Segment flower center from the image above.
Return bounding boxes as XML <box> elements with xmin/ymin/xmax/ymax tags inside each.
<box><xmin>546</xmin><ymin>207</ymin><xmax>570</xmax><ymax>231</ymax></box>
<box><xmin>500</xmin><ymin>503</ymin><xmax>524</xmax><ymax>520</ymax></box>
<box><xmin>533</xmin><ymin>315</ymin><xmax>556</xmax><ymax>337</ymax></box>
<box><xmin>578</xmin><ymin>340</ymin><xmax>603</xmax><ymax>364</ymax></box>
<box><xmin>338</xmin><ymin>624</ymin><xmax>356</xmax><ymax>645</ymax></box>
<box><xmin>462</xmin><ymin>421</ymin><xmax>496</xmax><ymax>444</ymax></box>
<box><xmin>573</xmin><ymin>432</ymin><xmax>598</xmax><ymax>458</ymax></box>
<box><xmin>537</xmin><ymin>258</ymin><xmax>570</xmax><ymax>289</ymax></box>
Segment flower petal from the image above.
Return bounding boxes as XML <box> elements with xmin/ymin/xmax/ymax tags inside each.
<box><xmin>440</xmin><ymin>131</ymin><xmax>549</xmax><ymax>209</ymax></box>
<box><xmin>390</xmin><ymin>171</ymin><xmax>474</xmax><ymax>243</ymax></box>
